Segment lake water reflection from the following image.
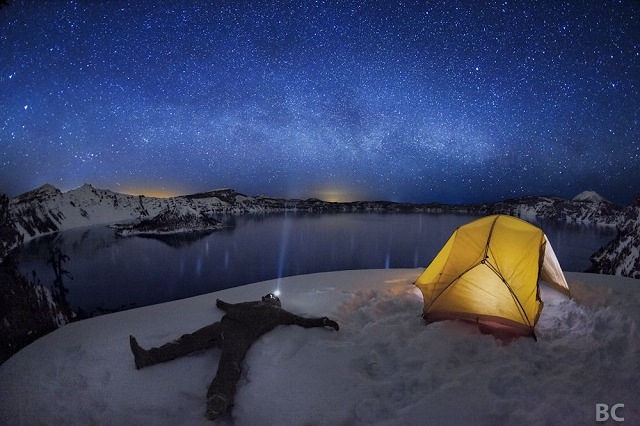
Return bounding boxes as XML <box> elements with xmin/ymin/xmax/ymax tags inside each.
<box><xmin>17</xmin><ymin>213</ymin><xmax>616</xmax><ymax>313</ymax></box>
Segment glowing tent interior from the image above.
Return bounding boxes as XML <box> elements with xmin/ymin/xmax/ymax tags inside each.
<box><xmin>415</xmin><ymin>214</ymin><xmax>571</xmax><ymax>339</ymax></box>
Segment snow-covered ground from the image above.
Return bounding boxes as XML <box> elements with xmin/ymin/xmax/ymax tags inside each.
<box><xmin>1</xmin><ymin>269</ymin><xmax>638</xmax><ymax>425</ymax></box>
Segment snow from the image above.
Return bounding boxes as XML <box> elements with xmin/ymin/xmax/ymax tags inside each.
<box><xmin>573</xmin><ymin>190</ymin><xmax>609</xmax><ymax>204</ymax></box>
<box><xmin>1</xmin><ymin>269</ymin><xmax>639</xmax><ymax>425</ymax></box>
<box><xmin>114</xmin><ymin>204</ymin><xmax>223</xmax><ymax>236</ymax></box>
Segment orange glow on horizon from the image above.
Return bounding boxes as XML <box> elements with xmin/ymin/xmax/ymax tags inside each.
<box><xmin>120</xmin><ymin>187</ymin><xmax>185</xmax><ymax>199</ymax></box>
<box><xmin>315</xmin><ymin>189</ymin><xmax>360</xmax><ymax>203</ymax></box>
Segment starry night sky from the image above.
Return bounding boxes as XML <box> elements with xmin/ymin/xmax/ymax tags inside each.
<box><xmin>1</xmin><ymin>1</ymin><xmax>638</xmax><ymax>204</ymax></box>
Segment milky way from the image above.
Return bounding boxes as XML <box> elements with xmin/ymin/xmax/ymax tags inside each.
<box><xmin>1</xmin><ymin>1</ymin><xmax>638</xmax><ymax>204</ymax></box>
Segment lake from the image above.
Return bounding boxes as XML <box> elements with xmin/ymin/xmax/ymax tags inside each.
<box><xmin>17</xmin><ymin>213</ymin><xmax>616</xmax><ymax>314</ymax></box>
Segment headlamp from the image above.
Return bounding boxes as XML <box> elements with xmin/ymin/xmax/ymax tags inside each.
<box><xmin>262</xmin><ymin>293</ymin><xmax>281</xmax><ymax>305</ymax></box>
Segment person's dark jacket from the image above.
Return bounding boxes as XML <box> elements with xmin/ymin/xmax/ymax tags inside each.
<box><xmin>216</xmin><ymin>299</ymin><xmax>339</xmax><ymax>340</ymax></box>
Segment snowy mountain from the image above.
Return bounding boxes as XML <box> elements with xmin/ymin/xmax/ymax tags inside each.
<box><xmin>9</xmin><ymin>184</ymin><xmax>629</xmax><ymax>242</ymax></box>
<box><xmin>6</xmin><ymin>184</ymin><xmax>640</xmax><ymax>278</ymax></box>
<box><xmin>480</xmin><ymin>193</ymin><xmax>622</xmax><ymax>226</ymax></box>
<box><xmin>114</xmin><ymin>205</ymin><xmax>224</xmax><ymax>236</ymax></box>
<box><xmin>9</xmin><ymin>183</ymin><xmax>157</xmax><ymax>240</ymax></box>
<box><xmin>572</xmin><ymin>190</ymin><xmax>610</xmax><ymax>204</ymax></box>
<box><xmin>6</xmin><ymin>184</ymin><xmax>456</xmax><ymax>241</ymax></box>
<box><xmin>8</xmin><ymin>184</ymin><xmax>264</xmax><ymax>242</ymax></box>
<box><xmin>588</xmin><ymin>195</ymin><xmax>640</xmax><ymax>279</ymax></box>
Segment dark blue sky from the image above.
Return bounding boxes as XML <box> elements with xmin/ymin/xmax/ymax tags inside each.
<box><xmin>1</xmin><ymin>1</ymin><xmax>638</xmax><ymax>204</ymax></box>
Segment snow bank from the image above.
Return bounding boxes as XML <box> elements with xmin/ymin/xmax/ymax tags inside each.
<box><xmin>1</xmin><ymin>269</ymin><xmax>639</xmax><ymax>425</ymax></box>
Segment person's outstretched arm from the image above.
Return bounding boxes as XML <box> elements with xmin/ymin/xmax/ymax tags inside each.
<box><xmin>280</xmin><ymin>311</ymin><xmax>339</xmax><ymax>331</ymax></box>
<box><xmin>216</xmin><ymin>299</ymin><xmax>235</xmax><ymax>312</ymax></box>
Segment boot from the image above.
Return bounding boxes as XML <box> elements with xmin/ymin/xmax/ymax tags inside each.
<box><xmin>205</xmin><ymin>393</ymin><xmax>230</xmax><ymax>420</ymax></box>
<box><xmin>129</xmin><ymin>335</ymin><xmax>153</xmax><ymax>369</ymax></box>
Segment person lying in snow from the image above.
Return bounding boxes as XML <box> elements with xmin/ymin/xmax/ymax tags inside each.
<box><xmin>129</xmin><ymin>293</ymin><xmax>340</xmax><ymax>420</ymax></box>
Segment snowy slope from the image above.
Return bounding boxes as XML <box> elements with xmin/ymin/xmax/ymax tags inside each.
<box><xmin>1</xmin><ymin>269</ymin><xmax>638</xmax><ymax>425</ymax></box>
<box><xmin>487</xmin><ymin>192</ymin><xmax>621</xmax><ymax>226</ymax></box>
<box><xmin>115</xmin><ymin>205</ymin><xmax>224</xmax><ymax>236</ymax></box>
<box><xmin>9</xmin><ymin>184</ymin><xmax>248</xmax><ymax>241</ymax></box>
<box><xmin>589</xmin><ymin>196</ymin><xmax>640</xmax><ymax>278</ymax></box>
<box><xmin>10</xmin><ymin>184</ymin><xmax>161</xmax><ymax>239</ymax></box>
<box><xmin>573</xmin><ymin>190</ymin><xmax>611</xmax><ymax>204</ymax></box>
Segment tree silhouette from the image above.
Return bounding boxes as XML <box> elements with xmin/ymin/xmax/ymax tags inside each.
<box><xmin>47</xmin><ymin>247</ymin><xmax>74</xmax><ymax>318</ymax></box>
<box><xmin>0</xmin><ymin>194</ymin><xmax>22</xmax><ymax>267</ymax></box>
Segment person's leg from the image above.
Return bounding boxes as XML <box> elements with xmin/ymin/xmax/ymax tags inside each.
<box><xmin>130</xmin><ymin>322</ymin><xmax>223</xmax><ymax>369</ymax></box>
<box><xmin>205</xmin><ymin>335</ymin><xmax>253</xmax><ymax>420</ymax></box>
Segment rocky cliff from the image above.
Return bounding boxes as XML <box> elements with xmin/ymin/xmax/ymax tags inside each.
<box><xmin>587</xmin><ymin>195</ymin><xmax>640</xmax><ymax>279</ymax></box>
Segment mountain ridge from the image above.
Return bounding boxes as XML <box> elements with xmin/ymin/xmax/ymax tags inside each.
<box><xmin>5</xmin><ymin>183</ymin><xmax>639</xmax><ymax>279</ymax></box>
<box><xmin>8</xmin><ymin>183</ymin><xmax>628</xmax><ymax>242</ymax></box>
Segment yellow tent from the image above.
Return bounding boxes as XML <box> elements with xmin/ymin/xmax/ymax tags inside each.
<box><xmin>415</xmin><ymin>214</ymin><xmax>571</xmax><ymax>339</ymax></box>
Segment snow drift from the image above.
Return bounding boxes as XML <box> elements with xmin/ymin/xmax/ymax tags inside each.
<box><xmin>0</xmin><ymin>269</ymin><xmax>638</xmax><ymax>425</ymax></box>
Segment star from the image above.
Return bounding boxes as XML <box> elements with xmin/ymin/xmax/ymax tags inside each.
<box><xmin>0</xmin><ymin>0</ymin><xmax>638</xmax><ymax>204</ymax></box>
